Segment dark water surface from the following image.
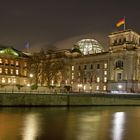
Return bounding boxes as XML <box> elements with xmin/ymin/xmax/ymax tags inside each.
<box><xmin>0</xmin><ymin>106</ymin><xmax>140</xmax><ymax>140</ymax></box>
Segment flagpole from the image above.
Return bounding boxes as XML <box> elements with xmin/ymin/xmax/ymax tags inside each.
<box><xmin>124</xmin><ymin>16</ymin><xmax>126</xmax><ymax>30</ymax></box>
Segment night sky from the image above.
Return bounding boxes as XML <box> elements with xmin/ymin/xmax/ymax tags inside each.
<box><xmin>0</xmin><ymin>0</ymin><xmax>139</xmax><ymax>52</ymax></box>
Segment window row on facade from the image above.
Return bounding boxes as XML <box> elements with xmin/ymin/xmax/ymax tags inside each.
<box><xmin>0</xmin><ymin>58</ymin><xmax>27</xmax><ymax>67</ymax></box>
<box><xmin>72</xmin><ymin>63</ymin><xmax>108</xmax><ymax>71</ymax></box>
<box><xmin>0</xmin><ymin>68</ymin><xmax>27</xmax><ymax>76</ymax></box>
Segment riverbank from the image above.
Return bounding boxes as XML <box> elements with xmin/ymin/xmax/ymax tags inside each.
<box><xmin>0</xmin><ymin>93</ymin><xmax>140</xmax><ymax>106</ymax></box>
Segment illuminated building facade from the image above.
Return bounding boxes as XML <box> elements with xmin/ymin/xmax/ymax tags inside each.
<box><xmin>68</xmin><ymin>29</ymin><xmax>140</xmax><ymax>92</ymax></box>
<box><xmin>1</xmin><ymin>29</ymin><xmax>140</xmax><ymax>93</ymax></box>
<box><xmin>0</xmin><ymin>46</ymin><xmax>29</xmax><ymax>86</ymax></box>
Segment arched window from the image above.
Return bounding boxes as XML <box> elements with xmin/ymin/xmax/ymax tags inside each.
<box><xmin>115</xmin><ymin>60</ymin><xmax>123</xmax><ymax>68</ymax></box>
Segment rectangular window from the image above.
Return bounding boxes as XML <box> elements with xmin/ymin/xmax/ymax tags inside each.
<box><xmin>104</xmin><ymin>71</ymin><xmax>107</xmax><ymax>75</ymax></box>
<box><xmin>78</xmin><ymin>73</ymin><xmax>80</xmax><ymax>76</ymax></box>
<box><xmin>97</xmin><ymin>77</ymin><xmax>100</xmax><ymax>83</ymax></box>
<box><xmin>84</xmin><ymin>65</ymin><xmax>87</xmax><ymax>70</ymax></box>
<box><xmin>16</xmin><ymin>61</ymin><xmax>19</xmax><ymax>66</ymax></box>
<box><xmin>96</xmin><ymin>85</ymin><xmax>99</xmax><ymax>90</ymax></box>
<box><xmin>104</xmin><ymin>77</ymin><xmax>107</xmax><ymax>83</ymax></box>
<box><xmin>0</xmin><ymin>68</ymin><xmax>2</xmax><ymax>74</ymax></box>
<box><xmin>24</xmin><ymin>62</ymin><xmax>27</xmax><ymax>67</ymax></box>
<box><xmin>5</xmin><ymin>59</ymin><xmax>8</xmax><ymax>65</ymax></box>
<box><xmin>117</xmin><ymin>73</ymin><xmax>122</xmax><ymax>81</ymax></box>
<box><xmin>24</xmin><ymin>70</ymin><xmax>27</xmax><ymax>76</ymax></box>
<box><xmin>97</xmin><ymin>64</ymin><xmax>100</xmax><ymax>69</ymax></box>
<box><xmin>2</xmin><ymin>78</ymin><xmax>5</xmax><ymax>83</ymax></box>
<box><xmin>8</xmin><ymin>78</ymin><xmax>11</xmax><ymax>83</ymax></box>
<box><xmin>104</xmin><ymin>63</ymin><xmax>107</xmax><ymax>69</ymax></box>
<box><xmin>13</xmin><ymin>78</ymin><xmax>16</xmax><ymax>84</ymax></box>
<box><xmin>11</xmin><ymin>69</ymin><xmax>14</xmax><ymax>75</ymax></box>
<box><xmin>0</xmin><ymin>59</ymin><xmax>2</xmax><ymax>64</ymax></box>
<box><xmin>11</xmin><ymin>60</ymin><xmax>14</xmax><ymax>65</ymax></box>
<box><xmin>72</xmin><ymin>66</ymin><xmax>74</xmax><ymax>71</ymax></box>
<box><xmin>91</xmin><ymin>64</ymin><xmax>93</xmax><ymax>69</ymax></box>
<box><xmin>78</xmin><ymin>66</ymin><xmax>81</xmax><ymax>70</ymax></box>
<box><xmin>5</xmin><ymin>69</ymin><xmax>8</xmax><ymax>74</ymax></box>
<box><xmin>84</xmin><ymin>78</ymin><xmax>87</xmax><ymax>83</ymax></box>
<box><xmin>103</xmin><ymin>85</ymin><xmax>107</xmax><ymax>91</ymax></box>
<box><xmin>16</xmin><ymin>69</ymin><xmax>19</xmax><ymax>75</ymax></box>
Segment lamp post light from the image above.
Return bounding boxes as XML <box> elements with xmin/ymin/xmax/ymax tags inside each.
<box><xmin>118</xmin><ymin>84</ymin><xmax>122</xmax><ymax>89</ymax></box>
<box><xmin>118</xmin><ymin>84</ymin><xmax>123</xmax><ymax>93</ymax></box>
<box><xmin>27</xmin><ymin>73</ymin><xmax>34</xmax><ymax>87</ymax></box>
<box><xmin>78</xmin><ymin>84</ymin><xmax>82</xmax><ymax>92</ymax></box>
<box><xmin>29</xmin><ymin>73</ymin><xmax>33</xmax><ymax>78</ymax></box>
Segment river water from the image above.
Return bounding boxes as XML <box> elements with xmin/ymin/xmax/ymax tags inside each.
<box><xmin>0</xmin><ymin>106</ymin><xmax>140</xmax><ymax>140</ymax></box>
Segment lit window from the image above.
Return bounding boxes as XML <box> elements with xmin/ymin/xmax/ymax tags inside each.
<box><xmin>71</xmin><ymin>81</ymin><xmax>73</xmax><ymax>84</ymax></box>
<box><xmin>104</xmin><ymin>63</ymin><xmax>107</xmax><ymax>69</ymax></box>
<box><xmin>104</xmin><ymin>77</ymin><xmax>107</xmax><ymax>83</ymax></box>
<box><xmin>2</xmin><ymin>78</ymin><xmax>5</xmax><ymax>83</ymax></box>
<box><xmin>0</xmin><ymin>68</ymin><xmax>2</xmax><ymax>74</ymax></box>
<box><xmin>24</xmin><ymin>70</ymin><xmax>27</xmax><ymax>76</ymax></box>
<box><xmin>24</xmin><ymin>62</ymin><xmax>27</xmax><ymax>67</ymax></box>
<box><xmin>96</xmin><ymin>85</ymin><xmax>99</xmax><ymax>90</ymax></box>
<box><xmin>16</xmin><ymin>61</ymin><xmax>19</xmax><ymax>66</ymax></box>
<box><xmin>12</xmin><ymin>78</ymin><xmax>16</xmax><ymax>83</ymax></box>
<box><xmin>104</xmin><ymin>71</ymin><xmax>107</xmax><ymax>75</ymax></box>
<box><xmin>10</xmin><ymin>69</ymin><xmax>14</xmax><ymax>75</ymax></box>
<box><xmin>97</xmin><ymin>77</ymin><xmax>100</xmax><ymax>83</ymax></box>
<box><xmin>5</xmin><ymin>59</ymin><xmax>8</xmax><ymax>65</ymax></box>
<box><xmin>72</xmin><ymin>76</ymin><xmax>74</xmax><ymax>80</ymax></box>
<box><xmin>24</xmin><ymin>79</ymin><xmax>27</xmax><ymax>84</ymax></box>
<box><xmin>0</xmin><ymin>59</ymin><xmax>2</xmax><ymax>64</ymax></box>
<box><xmin>78</xmin><ymin>73</ymin><xmax>80</xmax><ymax>76</ymax></box>
<box><xmin>11</xmin><ymin>60</ymin><xmax>14</xmax><ymax>65</ymax></box>
<box><xmin>16</xmin><ymin>69</ymin><xmax>19</xmax><ymax>75</ymax></box>
<box><xmin>72</xmin><ymin>66</ymin><xmax>74</xmax><ymax>71</ymax></box>
<box><xmin>8</xmin><ymin>78</ymin><xmax>11</xmax><ymax>83</ymax></box>
<box><xmin>72</xmin><ymin>73</ymin><xmax>74</xmax><ymax>79</ymax></box>
<box><xmin>5</xmin><ymin>69</ymin><xmax>8</xmax><ymax>74</ymax></box>
<box><xmin>103</xmin><ymin>85</ymin><xmax>107</xmax><ymax>91</ymax></box>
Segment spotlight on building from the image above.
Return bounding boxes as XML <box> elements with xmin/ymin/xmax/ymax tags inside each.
<box><xmin>27</xmin><ymin>84</ymin><xmax>30</xmax><ymax>87</ymax></box>
<box><xmin>118</xmin><ymin>84</ymin><xmax>122</xmax><ymax>89</ymax></box>
<box><xmin>29</xmin><ymin>74</ymin><xmax>33</xmax><ymax>78</ymax></box>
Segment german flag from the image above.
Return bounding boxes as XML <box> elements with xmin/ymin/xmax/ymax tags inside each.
<box><xmin>116</xmin><ymin>18</ymin><xmax>125</xmax><ymax>27</ymax></box>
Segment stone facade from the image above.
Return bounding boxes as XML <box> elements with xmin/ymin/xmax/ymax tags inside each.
<box><xmin>0</xmin><ymin>46</ymin><xmax>29</xmax><ymax>87</ymax></box>
<box><xmin>67</xmin><ymin>29</ymin><xmax>140</xmax><ymax>93</ymax></box>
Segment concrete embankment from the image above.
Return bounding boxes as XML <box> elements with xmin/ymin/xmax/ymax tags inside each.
<box><xmin>0</xmin><ymin>93</ymin><xmax>140</xmax><ymax>106</ymax></box>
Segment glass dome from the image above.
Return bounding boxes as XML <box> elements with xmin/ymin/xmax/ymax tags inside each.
<box><xmin>75</xmin><ymin>39</ymin><xmax>104</xmax><ymax>55</ymax></box>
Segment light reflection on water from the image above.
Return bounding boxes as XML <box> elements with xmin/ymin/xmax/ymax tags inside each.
<box><xmin>112</xmin><ymin>112</ymin><xmax>125</xmax><ymax>140</ymax></box>
<box><xmin>22</xmin><ymin>113</ymin><xmax>40</xmax><ymax>140</ymax></box>
<box><xmin>0</xmin><ymin>107</ymin><xmax>140</xmax><ymax>140</ymax></box>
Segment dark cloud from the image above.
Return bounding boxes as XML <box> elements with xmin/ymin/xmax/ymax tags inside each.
<box><xmin>0</xmin><ymin>0</ymin><xmax>139</xmax><ymax>52</ymax></box>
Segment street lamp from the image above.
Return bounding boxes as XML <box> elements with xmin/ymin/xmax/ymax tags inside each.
<box><xmin>29</xmin><ymin>73</ymin><xmax>33</xmax><ymax>78</ymax></box>
<box><xmin>118</xmin><ymin>84</ymin><xmax>122</xmax><ymax>89</ymax></box>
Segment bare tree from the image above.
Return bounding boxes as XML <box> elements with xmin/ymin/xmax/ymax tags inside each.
<box><xmin>29</xmin><ymin>49</ymin><xmax>65</xmax><ymax>88</ymax></box>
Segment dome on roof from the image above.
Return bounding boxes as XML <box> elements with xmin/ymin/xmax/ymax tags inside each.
<box><xmin>75</xmin><ymin>39</ymin><xmax>104</xmax><ymax>55</ymax></box>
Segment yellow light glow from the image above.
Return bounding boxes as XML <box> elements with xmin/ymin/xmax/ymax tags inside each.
<box><xmin>22</xmin><ymin>114</ymin><xmax>40</xmax><ymax>140</ymax></box>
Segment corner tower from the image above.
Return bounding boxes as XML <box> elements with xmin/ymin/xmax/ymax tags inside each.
<box><xmin>109</xmin><ymin>29</ymin><xmax>140</xmax><ymax>52</ymax></box>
